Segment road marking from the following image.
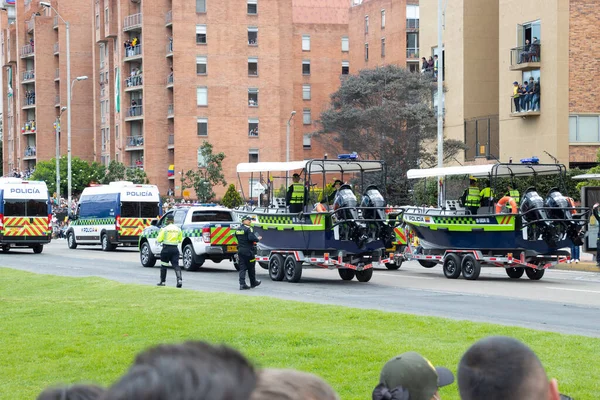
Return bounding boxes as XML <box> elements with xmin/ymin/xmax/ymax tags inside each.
<box><xmin>377</xmin><ymin>273</ymin><xmax>435</xmax><ymax>280</ymax></box>
<box><xmin>545</xmin><ymin>287</ymin><xmax>600</xmax><ymax>294</ymax></box>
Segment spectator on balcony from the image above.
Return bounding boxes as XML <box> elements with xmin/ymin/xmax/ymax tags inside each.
<box><xmin>519</xmin><ymin>37</ymin><xmax>539</xmax><ymax>64</ymax></box>
<box><xmin>512</xmin><ymin>81</ymin><xmax>521</xmax><ymax>113</ymax></box>
<box><xmin>531</xmin><ymin>78</ymin><xmax>540</xmax><ymax>111</ymax></box>
<box><xmin>130</xmin><ymin>99</ymin><xmax>138</xmax><ymax>116</ymax></box>
<box><xmin>249</xmin><ymin>128</ymin><xmax>258</xmax><ymax>137</ymax></box>
<box><xmin>30</xmin><ymin>38</ymin><xmax>34</xmax><ymax>50</ymax></box>
<box><xmin>519</xmin><ymin>81</ymin><xmax>530</xmax><ymax>112</ymax></box>
<box><xmin>124</xmin><ymin>39</ymin><xmax>132</xmax><ymax>56</ymax></box>
<box><xmin>433</xmin><ymin>55</ymin><xmax>439</xmax><ymax>78</ymax></box>
<box><xmin>427</xmin><ymin>57</ymin><xmax>434</xmax><ymax>73</ymax></box>
<box><xmin>132</xmin><ymin>36</ymin><xmax>139</xmax><ymax>49</ymax></box>
<box><xmin>421</xmin><ymin>57</ymin><xmax>428</xmax><ymax>73</ymax></box>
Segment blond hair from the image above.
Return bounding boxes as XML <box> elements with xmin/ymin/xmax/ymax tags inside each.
<box><xmin>250</xmin><ymin>369</ymin><xmax>339</xmax><ymax>400</ymax></box>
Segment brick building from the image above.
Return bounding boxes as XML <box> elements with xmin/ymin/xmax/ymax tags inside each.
<box><xmin>1</xmin><ymin>0</ymin><xmax>94</xmax><ymax>178</ymax></box>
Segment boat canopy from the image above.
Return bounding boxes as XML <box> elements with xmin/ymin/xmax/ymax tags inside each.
<box><xmin>407</xmin><ymin>163</ymin><xmax>565</xmax><ymax>180</ymax></box>
<box><xmin>237</xmin><ymin>159</ymin><xmax>385</xmax><ymax>175</ymax></box>
<box><xmin>572</xmin><ymin>174</ymin><xmax>600</xmax><ymax>180</ymax></box>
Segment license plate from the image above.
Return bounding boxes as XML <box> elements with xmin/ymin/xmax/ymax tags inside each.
<box><xmin>227</xmin><ymin>245</ymin><xmax>237</xmax><ymax>252</ymax></box>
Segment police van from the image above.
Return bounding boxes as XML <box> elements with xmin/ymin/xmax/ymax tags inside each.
<box><xmin>0</xmin><ymin>178</ymin><xmax>52</xmax><ymax>253</ymax></box>
<box><xmin>67</xmin><ymin>182</ymin><xmax>161</xmax><ymax>251</ymax></box>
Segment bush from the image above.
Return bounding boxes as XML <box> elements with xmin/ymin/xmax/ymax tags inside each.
<box><xmin>221</xmin><ymin>184</ymin><xmax>244</xmax><ymax>209</ymax></box>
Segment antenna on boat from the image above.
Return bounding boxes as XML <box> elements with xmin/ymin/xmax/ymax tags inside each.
<box><xmin>544</xmin><ymin>151</ymin><xmax>559</xmax><ymax>164</ymax></box>
<box><xmin>453</xmin><ymin>157</ymin><xmax>464</xmax><ymax>166</ymax></box>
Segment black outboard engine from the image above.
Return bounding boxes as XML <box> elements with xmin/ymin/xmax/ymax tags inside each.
<box><xmin>361</xmin><ymin>185</ymin><xmax>393</xmax><ymax>247</ymax></box>
<box><xmin>545</xmin><ymin>188</ymin><xmax>585</xmax><ymax>246</ymax></box>
<box><xmin>520</xmin><ymin>187</ymin><xmax>558</xmax><ymax>246</ymax></box>
<box><xmin>333</xmin><ymin>185</ymin><xmax>368</xmax><ymax>247</ymax></box>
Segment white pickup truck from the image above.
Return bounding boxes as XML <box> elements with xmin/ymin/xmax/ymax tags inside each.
<box><xmin>138</xmin><ymin>205</ymin><xmax>240</xmax><ymax>271</ymax></box>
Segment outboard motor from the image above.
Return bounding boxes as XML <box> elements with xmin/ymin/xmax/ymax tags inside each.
<box><xmin>333</xmin><ymin>184</ymin><xmax>368</xmax><ymax>247</ymax></box>
<box><xmin>545</xmin><ymin>188</ymin><xmax>585</xmax><ymax>246</ymax></box>
<box><xmin>520</xmin><ymin>187</ymin><xmax>558</xmax><ymax>246</ymax></box>
<box><xmin>361</xmin><ymin>185</ymin><xmax>393</xmax><ymax>247</ymax></box>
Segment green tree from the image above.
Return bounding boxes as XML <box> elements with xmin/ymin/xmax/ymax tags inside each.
<box><xmin>317</xmin><ymin>65</ymin><xmax>465</xmax><ymax>205</ymax></box>
<box><xmin>182</xmin><ymin>141</ymin><xmax>227</xmax><ymax>202</ymax></box>
<box><xmin>221</xmin><ymin>184</ymin><xmax>243</xmax><ymax>208</ymax></box>
<box><xmin>101</xmin><ymin>160</ymin><xmax>148</xmax><ymax>184</ymax></box>
<box><xmin>31</xmin><ymin>156</ymin><xmax>105</xmax><ymax>196</ymax></box>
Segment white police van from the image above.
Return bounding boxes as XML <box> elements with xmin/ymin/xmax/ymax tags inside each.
<box><xmin>0</xmin><ymin>178</ymin><xmax>52</xmax><ymax>253</ymax></box>
<box><xmin>66</xmin><ymin>181</ymin><xmax>161</xmax><ymax>251</ymax></box>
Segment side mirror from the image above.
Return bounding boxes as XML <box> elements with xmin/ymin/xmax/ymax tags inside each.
<box><xmin>151</xmin><ymin>219</ymin><xmax>158</xmax><ymax>226</ymax></box>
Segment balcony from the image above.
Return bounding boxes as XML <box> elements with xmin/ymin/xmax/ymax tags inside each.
<box><xmin>100</xmin><ymin>86</ymin><xmax>107</xmax><ymax>98</ymax></box>
<box><xmin>22</xmin><ymin>121</ymin><xmax>36</xmax><ymax>135</ymax></box>
<box><xmin>53</xmin><ymin>42</ymin><xmax>59</xmax><ymax>55</ymax></box>
<box><xmin>166</xmin><ymin>41</ymin><xmax>173</xmax><ymax>57</ymax></box>
<box><xmin>20</xmin><ymin>44</ymin><xmax>34</xmax><ymax>58</ymax></box>
<box><xmin>123</xmin><ymin>13</ymin><xmax>142</xmax><ymax>32</ymax></box>
<box><xmin>26</xmin><ymin>18</ymin><xmax>35</xmax><ymax>33</ymax></box>
<box><xmin>101</xmin><ymin>115</ymin><xmax>106</xmax><ymax>125</ymax></box>
<box><xmin>406</xmin><ymin>48</ymin><xmax>419</xmax><ymax>59</ymax></box>
<box><xmin>125</xmin><ymin>105</ymin><xmax>143</xmax><ymax>120</ymax></box>
<box><xmin>166</xmin><ymin>73</ymin><xmax>173</xmax><ymax>88</ymax></box>
<box><xmin>53</xmin><ymin>16</ymin><xmax>58</xmax><ymax>30</ymax></box>
<box><xmin>100</xmin><ymin>60</ymin><xmax>105</xmax><ymax>69</ymax></box>
<box><xmin>128</xmin><ymin>163</ymin><xmax>144</xmax><ymax>171</ymax></box>
<box><xmin>167</xmin><ymin>104</ymin><xmax>174</xmax><ymax>118</ymax></box>
<box><xmin>509</xmin><ymin>97</ymin><xmax>540</xmax><ymax>118</ymax></box>
<box><xmin>406</xmin><ymin>18</ymin><xmax>419</xmax><ymax>31</ymax></box>
<box><xmin>125</xmin><ymin>74</ymin><xmax>143</xmax><ymax>91</ymax></box>
<box><xmin>168</xmin><ymin>134</ymin><xmax>174</xmax><ymax>149</ymax></box>
<box><xmin>22</xmin><ymin>95</ymin><xmax>36</xmax><ymax>109</ymax></box>
<box><xmin>165</xmin><ymin>10</ymin><xmax>172</xmax><ymax>27</ymax></box>
<box><xmin>510</xmin><ymin>43</ymin><xmax>541</xmax><ymax>71</ymax></box>
<box><xmin>21</xmin><ymin>70</ymin><xmax>35</xmax><ymax>83</ymax></box>
<box><xmin>55</xmin><ymin>95</ymin><xmax>60</xmax><ymax>107</ymax></box>
<box><xmin>126</xmin><ymin>135</ymin><xmax>144</xmax><ymax>149</ymax></box>
<box><xmin>124</xmin><ymin>44</ymin><xmax>142</xmax><ymax>61</ymax></box>
<box><xmin>24</xmin><ymin>147</ymin><xmax>36</xmax><ymax>159</ymax></box>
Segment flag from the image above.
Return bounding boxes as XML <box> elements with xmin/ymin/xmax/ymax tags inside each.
<box><xmin>115</xmin><ymin>68</ymin><xmax>120</xmax><ymax>113</ymax></box>
<box><xmin>168</xmin><ymin>164</ymin><xmax>174</xmax><ymax>177</ymax></box>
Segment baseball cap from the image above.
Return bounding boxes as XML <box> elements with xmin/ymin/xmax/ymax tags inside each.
<box><xmin>379</xmin><ymin>352</ymin><xmax>454</xmax><ymax>400</ymax></box>
<box><xmin>241</xmin><ymin>215</ymin><xmax>253</xmax><ymax>221</ymax></box>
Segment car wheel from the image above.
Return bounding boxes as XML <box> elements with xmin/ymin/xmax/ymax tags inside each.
<box><xmin>32</xmin><ymin>244</ymin><xmax>43</xmax><ymax>254</ymax></box>
<box><xmin>140</xmin><ymin>242</ymin><xmax>156</xmax><ymax>268</ymax></box>
<box><xmin>269</xmin><ymin>254</ymin><xmax>285</xmax><ymax>281</ymax></box>
<box><xmin>183</xmin><ymin>244</ymin><xmax>200</xmax><ymax>271</ymax></box>
<box><xmin>284</xmin><ymin>255</ymin><xmax>302</xmax><ymax>283</ymax></box>
<box><xmin>461</xmin><ymin>254</ymin><xmax>481</xmax><ymax>280</ymax></box>
<box><xmin>338</xmin><ymin>268</ymin><xmax>355</xmax><ymax>281</ymax></box>
<box><xmin>505</xmin><ymin>267</ymin><xmax>524</xmax><ymax>279</ymax></box>
<box><xmin>2</xmin><ymin>246</ymin><xmax>9</xmax><ymax>253</ymax></box>
<box><xmin>443</xmin><ymin>253</ymin><xmax>462</xmax><ymax>279</ymax></box>
<box><xmin>101</xmin><ymin>234</ymin><xmax>114</xmax><ymax>252</ymax></box>
<box><xmin>67</xmin><ymin>232</ymin><xmax>77</xmax><ymax>249</ymax></box>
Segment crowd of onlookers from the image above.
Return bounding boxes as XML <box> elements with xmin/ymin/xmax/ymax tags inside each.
<box><xmin>9</xmin><ymin>167</ymin><xmax>35</xmax><ymax>179</ymax></box>
<box><xmin>126</xmin><ymin>68</ymin><xmax>143</xmax><ymax>87</ymax></box>
<box><xmin>512</xmin><ymin>76</ymin><xmax>541</xmax><ymax>113</ymax></box>
<box><xmin>35</xmin><ymin>336</ymin><xmax>570</xmax><ymax>400</ymax></box>
<box><xmin>25</xmin><ymin>89</ymin><xmax>36</xmax><ymax>105</ymax></box>
<box><xmin>421</xmin><ymin>55</ymin><xmax>439</xmax><ymax>78</ymax></box>
<box><xmin>25</xmin><ymin>145</ymin><xmax>37</xmax><ymax>157</ymax></box>
<box><xmin>124</xmin><ymin>37</ymin><xmax>140</xmax><ymax>57</ymax></box>
<box><xmin>518</xmin><ymin>37</ymin><xmax>540</xmax><ymax>64</ymax></box>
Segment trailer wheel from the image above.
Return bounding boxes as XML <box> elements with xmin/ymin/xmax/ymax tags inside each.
<box><xmin>505</xmin><ymin>267</ymin><xmax>524</xmax><ymax>279</ymax></box>
<box><xmin>284</xmin><ymin>255</ymin><xmax>302</xmax><ymax>283</ymax></box>
<box><xmin>443</xmin><ymin>253</ymin><xmax>462</xmax><ymax>279</ymax></box>
<box><xmin>356</xmin><ymin>268</ymin><xmax>373</xmax><ymax>282</ymax></box>
<box><xmin>418</xmin><ymin>260</ymin><xmax>437</xmax><ymax>268</ymax></box>
<box><xmin>525</xmin><ymin>268</ymin><xmax>545</xmax><ymax>281</ymax></box>
<box><xmin>268</xmin><ymin>253</ymin><xmax>285</xmax><ymax>281</ymax></box>
<box><xmin>338</xmin><ymin>268</ymin><xmax>355</xmax><ymax>281</ymax></box>
<box><xmin>385</xmin><ymin>259</ymin><xmax>402</xmax><ymax>270</ymax></box>
<box><xmin>461</xmin><ymin>254</ymin><xmax>481</xmax><ymax>280</ymax></box>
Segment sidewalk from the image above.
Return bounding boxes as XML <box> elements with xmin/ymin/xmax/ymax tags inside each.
<box><xmin>554</xmin><ymin>261</ymin><xmax>600</xmax><ymax>273</ymax></box>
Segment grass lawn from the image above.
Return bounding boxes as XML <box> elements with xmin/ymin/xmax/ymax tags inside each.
<box><xmin>1</xmin><ymin>267</ymin><xmax>599</xmax><ymax>400</ymax></box>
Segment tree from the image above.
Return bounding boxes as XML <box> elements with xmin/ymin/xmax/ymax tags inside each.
<box><xmin>101</xmin><ymin>160</ymin><xmax>148</xmax><ymax>184</ymax></box>
<box><xmin>0</xmin><ymin>140</ymin><xmax>3</xmax><ymax>176</ymax></box>
<box><xmin>221</xmin><ymin>184</ymin><xmax>243</xmax><ymax>208</ymax></box>
<box><xmin>182</xmin><ymin>141</ymin><xmax>227</xmax><ymax>202</ymax></box>
<box><xmin>316</xmin><ymin>65</ymin><xmax>465</xmax><ymax>205</ymax></box>
<box><xmin>31</xmin><ymin>156</ymin><xmax>106</xmax><ymax>196</ymax></box>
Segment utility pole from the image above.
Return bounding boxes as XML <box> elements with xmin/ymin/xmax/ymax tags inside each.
<box><xmin>436</xmin><ymin>0</ymin><xmax>444</xmax><ymax>207</ymax></box>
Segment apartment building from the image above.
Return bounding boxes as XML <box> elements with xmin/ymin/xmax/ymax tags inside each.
<box><xmin>419</xmin><ymin>0</ymin><xmax>600</xmax><ymax>168</ymax></box>
<box><xmin>1</xmin><ymin>0</ymin><xmax>94</xmax><ymax>178</ymax></box>
<box><xmin>349</xmin><ymin>0</ymin><xmax>420</xmax><ymax>72</ymax></box>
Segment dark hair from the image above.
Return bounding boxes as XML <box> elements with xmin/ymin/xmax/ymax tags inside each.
<box><xmin>251</xmin><ymin>368</ymin><xmax>339</xmax><ymax>400</ymax></box>
<box><xmin>101</xmin><ymin>341</ymin><xmax>256</xmax><ymax>400</ymax></box>
<box><xmin>458</xmin><ymin>336</ymin><xmax>549</xmax><ymax>400</ymax></box>
<box><xmin>37</xmin><ymin>384</ymin><xmax>105</xmax><ymax>400</ymax></box>
<box><xmin>372</xmin><ymin>383</ymin><xmax>410</xmax><ymax>400</ymax></box>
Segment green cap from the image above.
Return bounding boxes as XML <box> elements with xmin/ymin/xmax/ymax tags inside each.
<box><xmin>241</xmin><ymin>215</ymin><xmax>252</xmax><ymax>221</ymax></box>
<box><xmin>379</xmin><ymin>352</ymin><xmax>454</xmax><ymax>400</ymax></box>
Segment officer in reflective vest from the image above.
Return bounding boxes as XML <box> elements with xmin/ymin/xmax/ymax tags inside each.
<box><xmin>156</xmin><ymin>214</ymin><xmax>184</xmax><ymax>288</ymax></box>
<box><xmin>286</xmin><ymin>173</ymin><xmax>308</xmax><ymax>213</ymax></box>
<box><xmin>234</xmin><ymin>215</ymin><xmax>262</xmax><ymax>290</ymax></box>
<box><xmin>461</xmin><ymin>177</ymin><xmax>481</xmax><ymax>215</ymax></box>
<box><xmin>479</xmin><ymin>181</ymin><xmax>495</xmax><ymax>208</ymax></box>
<box><xmin>506</xmin><ymin>184</ymin><xmax>520</xmax><ymax>206</ymax></box>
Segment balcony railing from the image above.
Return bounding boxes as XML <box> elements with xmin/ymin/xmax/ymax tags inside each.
<box><xmin>22</xmin><ymin>70</ymin><xmax>35</xmax><ymax>82</ymax></box>
<box><xmin>123</xmin><ymin>13</ymin><xmax>142</xmax><ymax>31</ymax></box>
<box><xmin>53</xmin><ymin>42</ymin><xmax>60</xmax><ymax>54</ymax></box>
<box><xmin>406</xmin><ymin>19</ymin><xmax>419</xmax><ymax>30</ymax></box>
<box><xmin>55</xmin><ymin>68</ymin><xmax>60</xmax><ymax>80</ymax></box>
<box><xmin>128</xmin><ymin>163</ymin><xmax>144</xmax><ymax>170</ymax></box>
<box><xmin>168</xmin><ymin>134</ymin><xmax>174</xmax><ymax>146</ymax></box>
<box><xmin>20</xmin><ymin>44</ymin><xmax>34</xmax><ymax>58</ymax></box>
<box><xmin>101</xmin><ymin>115</ymin><xmax>106</xmax><ymax>124</ymax></box>
<box><xmin>22</xmin><ymin>121</ymin><xmax>36</xmax><ymax>134</ymax></box>
<box><xmin>166</xmin><ymin>41</ymin><xmax>173</xmax><ymax>55</ymax></box>
<box><xmin>125</xmin><ymin>44</ymin><xmax>142</xmax><ymax>59</ymax></box>
<box><xmin>126</xmin><ymin>74</ymin><xmax>143</xmax><ymax>88</ymax></box>
<box><xmin>100</xmin><ymin>86</ymin><xmax>106</xmax><ymax>98</ymax></box>
<box><xmin>126</xmin><ymin>135</ymin><xmax>144</xmax><ymax>147</ymax></box>
<box><xmin>510</xmin><ymin>42</ymin><xmax>541</xmax><ymax>70</ymax></box>
<box><xmin>24</xmin><ymin>147</ymin><xmax>36</xmax><ymax>158</ymax></box>
<box><xmin>100</xmin><ymin>60</ymin><xmax>105</xmax><ymax>69</ymax></box>
<box><xmin>166</xmin><ymin>73</ymin><xmax>173</xmax><ymax>86</ymax></box>
<box><xmin>167</xmin><ymin>104</ymin><xmax>174</xmax><ymax>116</ymax></box>
<box><xmin>165</xmin><ymin>10</ymin><xmax>172</xmax><ymax>26</ymax></box>
<box><xmin>406</xmin><ymin>48</ymin><xmax>419</xmax><ymax>59</ymax></box>
<box><xmin>127</xmin><ymin>105</ymin><xmax>143</xmax><ymax>118</ymax></box>
<box><xmin>26</xmin><ymin>18</ymin><xmax>35</xmax><ymax>32</ymax></box>
<box><xmin>23</xmin><ymin>95</ymin><xmax>36</xmax><ymax>108</ymax></box>
<box><xmin>53</xmin><ymin>16</ymin><xmax>58</xmax><ymax>29</ymax></box>
<box><xmin>55</xmin><ymin>95</ymin><xmax>60</xmax><ymax>105</ymax></box>
<box><xmin>510</xmin><ymin>96</ymin><xmax>540</xmax><ymax>117</ymax></box>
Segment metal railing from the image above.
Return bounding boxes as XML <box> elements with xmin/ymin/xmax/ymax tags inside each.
<box><xmin>129</xmin><ymin>164</ymin><xmax>144</xmax><ymax>170</ymax></box>
<box><xmin>510</xmin><ymin>42</ymin><xmax>541</xmax><ymax>67</ymax></box>
<box><xmin>123</xmin><ymin>13</ymin><xmax>142</xmax><ymax>31</ymax></box>
<box><xmin>101</xmin><ymin>115</ymin><xmax>106</xmax><ymax>124</ymax></box>
<box><xmin>100</xmin><ymin>60</ymin><xmax>105</xmax><ymax>69</ymax></box>
<box><xmin>165</xmin><ymin>10</ymin><xmax>172</xmax><ymax>25</ymax></box>
<box><xmin>55</xmin><ymin>68</ymin><xmax>60</xmax><ymax>79</ymax></box>
<box><xmin>100</xmin><ymin>86</ymin><xmax>106</xmax><ymax>98</ymax></box>
<box><xmin>53</xmin><ymin>42</ymin><xmax>59</xmax><ymax>54</ymax></box>
<box><xmin>125</xmin><ymin>44</ymin><xmax>141</xmax><ymax>58</ymax></box>
<box><xmin>406</xmin><ymin>19</ymin><xmax>419</xmax><ymax>30</ymax></box>
<box><xmin>127</xmin><ymin>135</ymin><xmax>144</xmax><ymax>147</ymax></box>
<box><xmin>167</xmin><ymin>104</ymin><xmax>174</xmax><ymax>115</ymax></box>
<box><xmin>26</xmin><ymin>18</ymin><xmax>35</xmax><ymax>32</ymax></box>
<box><xmin>166</xmin><ymin>73</ymin><xmax>173</xmax><ymax>85</ymax></box>
<box><xmin>20</xmin><ymin>44</ymin><xmax>34</xmax><ymax>57</ymax></box>
<box><xmin>510</xmin><ymin>95</ymin><xmax>540</xmax><ymax>114</ymax></box>
<box><xmin>168</xmin><ymin>134</ymin><xmax>174</xmax><ymax>145</ymax></box>
<box><xmin>126</xmin><ymin>74</ymin><xmax>143</xmax><ymax>88</ymax></box>
<box><xmin>23</xmin><ymin>121</ymin><xmax>36</xmax><ymax>133</ymax></box>
<box><xmin>166</xmin><ymin>41</ymin><xmax>173</xmax><ymax>55</ymax></box>
<box><xmin>127</xmin><ymin>105</ymin><xmax>143</xmax><ymax>117</ymax></box>
<box><xmin>406</xmin><ymin>48</ymin><xmax>419</xmax><ymax>59</ymax></box>
<box><xmin>55</xmin><ymin>95</ymin><xmax>60</xmax><ymax>105</ymax></box>
<box><xmin>24</xmin><ymin>147</ymin><xmax>36</xmax><ymax>157</ymax></box>
<box><xmin>23</xmin><ymin>95</ymin><xmax>36</xmax><ymax>107</ymax></box>
<box><xmin>22</xmin><ymin>70</ymin><xmax>35</xmax><ymax>81</ymax></box>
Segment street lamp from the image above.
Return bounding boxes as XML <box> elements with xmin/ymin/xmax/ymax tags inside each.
<box><xmin>56</xmin><ymin>106</ymin><xmax>67</xmax><ymax>199</ymax></box>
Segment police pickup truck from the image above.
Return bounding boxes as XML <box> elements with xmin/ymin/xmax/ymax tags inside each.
<box><xmin>138</xmin><ymin>205</ymin><xmax>240</xmax><ymax>271</ymax></box>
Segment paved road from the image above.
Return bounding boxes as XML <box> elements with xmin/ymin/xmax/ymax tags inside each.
<box><xmin>3</xmin><ymin>241</ymin><xmax>600</xmax><ymax>337</ymax></box>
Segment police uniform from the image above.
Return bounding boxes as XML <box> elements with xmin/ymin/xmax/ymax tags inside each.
<box><xmin>462</xmin><ymin>185</ymin><xmax>481</xmax><ymax>215</ymax></box>
<box><xmin>156</xmin><ymin>220</ymin><xmax>184</xmax><ymax>288</ymax></box>
<box><xmin>234</xmin><ymin>216</ymin><xmax>261</xmax><ymax>290</ymax></box>
<box><xmin>286</xmin><ymin>174</ymin><xmax>307</xmax><ymax>213</ymax></box>
<box><xmin>479</xmin><ymin>187</ymin><xmax>495</xmax><ymax>207</ymax></box>
<box><xmin>594</xmin><ymin>206</ymin><xmax>600</xmax><ymax>266</ymax></box>
<box><xmin>507</xmin><ymin>189</ymin><xmax>520</xmax><ymax>204</ymax></box>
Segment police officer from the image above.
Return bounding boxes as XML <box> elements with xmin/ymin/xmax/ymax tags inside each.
<box><xmin>286</xmin><ymin>173</ymin><xmax>308</xmax><ymax>213</ymax></box>
<box><xmin>156</xmin><ymin>214</ymin><xmax>184</xmax><ymax>288</ymax></box>
<box><xmin>506</xmin><ymin>184</ymin><xmax>520</xmax><ymax>205</ymax></box>
<box><xmin>235</xmin><ymin>215</ymin><xmax>262</xmax><ymax>290</ymax></box>
<box><xmin>479</xmin><ymin>180</ymin><xmax>495</xmax><ymax>208</ymax></box>
<box><xmin>593</xmin><ymin>203</ymin><xmax>600</xmax><ymax>267</ymax></box>
<box><xmin>461</xmin><ymin>177</ymin><xmax>481</xmax><ymax>215</ymax></box>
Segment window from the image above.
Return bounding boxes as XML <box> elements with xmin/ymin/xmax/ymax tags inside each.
<box><xmin>104</xmin><ymin>8</ymin><xmax>109</xmax><ymax>25</ymax></box>
<box><xmin>381</xmin><ymin>9</ymin><xmax>386</xmax><ymax>28</ymax></box>
<box><xmin>302</xmin><ymin>35</ymin><xmax>310</xmax><ymax>51</ymax></box>
<box><xmin>303</xmin><ymin>134</ymin><xmax>311</xmax><ymax>150</ymax></box>
<box><xmin>303</xmin><ymin>109</ymin><xmax>311</xmax><ymax>125</ymax></box>
<box><xmin>197</xmin><ymin>118</ymin><xmax>208</xmax><ymax>136</ymax></box>
<box><xmin>95</xmin><ymin>14</ymin><xmax>99</xmax><ymax>28</ymax></box>
<box><xmin>302</xmin><ymin>84</ymin><xmax>311</xmax><ymax>100</ymax></box>
<box><xmin>570</xmin><ymin>115</ymin><xmax>600</xmax><ymax>143</ymax></box>
<box><xmin>249</xmin><ymin>149</ymin><xmax>259</xmax><ymax>163</ymax></box>
<box><xmin>248</xmin><ymin>118</ymin><xmax>259</xmax><ymax>137</ymax></box>
<box><xmin>248</xmin><ymin>88</ymin><xmax>258</xmax><ymax>106</ymax></box>
<box><xmin>302</xmin><ymin>60</ymin><xmax>310</xmax><ymax>75</ymax></box>
<box><xmin>196</xmin><ymin>0</ymin><xmax>206</xmax><ymax>13</ymax></box>
<box><xmin>341</xmin><ymin>36</ymin><xmax>349</xmax><ymax>52</ymax></box>
<box><xmin>342</xmin><ymin>61</ymin><xmax>349</xmax><ymax>75</ymax></box>
<box><xmin>407</xmin><ymin>62</ymin><xmax>419</xmax><ymax>72</ymax></box>
<box><xmin>381</xmin><ymin>38</ymin><xmax>386</xmax><ymax>57</ymax></box>
<box><xmin>197</xmin><ymin>148</ymin><xmax>207</xmax><ymax>167</ymax></box>
<box><xmin>248</xmin><ymin>26</ymin><xmax>258</xmax><ymax>45</ymax></box>
<box><xmin>365</xmin><ymin>16</ymin><xmax>369</xmax><ymax>33</ymax></box>
<box><xmin>247</xmin><ymin>0</ymin><xmax>257</xmax><ymax>15</ymax></box>
<box><xmin>197</xmin><ymin>86</ymin><xmax>207</xmax><ymax>106</ymax></box>
<box><xmin>196</xmin><ymin>25</ymin><xmax>207</xmax><ymax>44</ymax></box>
<box><xmin>364</xmin><ymin>43</ymin><xmax>369</xmax><ymax>61</ymax></box>
<box><xmin>248</xmin><ymin>57</ymin><xmax>258</xmax><ymax>75</ymax></box>
<box><xmin>192</xmin><ymin>211</ymin><xmax>234</xmax><ymax>223</ymax></box>
<box><xmin>406</xmin><ymin>5</ymin><xmax>419</xmax><ymax>29</ymax></box>
<box><xmin>196</xmin><ymin>56</ymin><xmax>207</xmax><ymax>75</ymax></box>
<box><xmin>407</xmin><ymin>32</ymin><xmax>418</xmax><ymax>58</ymax></box>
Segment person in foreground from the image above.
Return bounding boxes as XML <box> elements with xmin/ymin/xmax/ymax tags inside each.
<box><xmin>250</xmin><ymin>368</ymin><xmax>339</xmax><ymax>400</ymax></box>
<box><xmin>37</xmin><ymin>384</ymin><xmax>105</xmax><ymax>400</ymax></box>
<box><xmin>373</xmin><ymin>351</ymin><xmax>454</xmax><ymax>400</ymax></box>
<box><xmin>458</xmin><ymin>336</ymin><xmax>562</xmax><ymax>400</ymax></box>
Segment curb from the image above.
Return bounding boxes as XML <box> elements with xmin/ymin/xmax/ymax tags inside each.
<box><xmin>553</xmin><ymin>262</ymin><xmax>600</xmax><ymax>273</ymax></box>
